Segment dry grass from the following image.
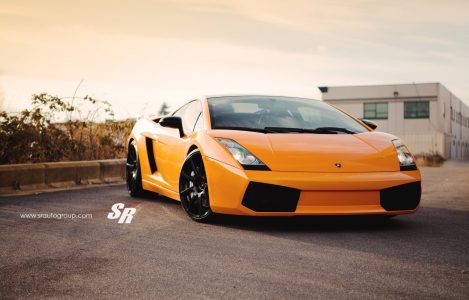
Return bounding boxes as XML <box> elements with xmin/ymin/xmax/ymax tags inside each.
<box><xmin>0</xmin><ymin>93</ymin><xmax>135</xmax><ymax>164</ymax></box>
<box><xmin>415</xmin><ymin>153</ymin><xmax>446</xmax><ymax>167</ymax></box>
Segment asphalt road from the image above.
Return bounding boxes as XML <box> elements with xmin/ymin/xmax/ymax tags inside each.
<box><xmin>1</xmin><ymin>162</ymin><xmax>469</xmax><ymax>299</ymax></box>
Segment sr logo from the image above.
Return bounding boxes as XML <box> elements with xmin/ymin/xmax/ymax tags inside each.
<box><xmin>107</xmin><ymin>203</ymin><xmax>136</xmax><ymax>224</ymax></box>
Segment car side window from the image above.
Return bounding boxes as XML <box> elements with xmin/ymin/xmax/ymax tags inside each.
<box><xmin>172</xmin><ymin>104</ymin><xmax>188</xmax><ymax>118</ymax></box>
<box><xmin>173</xmin><ymin>100</ymin><xmax>202</xmax><ymax>134</ymax></box>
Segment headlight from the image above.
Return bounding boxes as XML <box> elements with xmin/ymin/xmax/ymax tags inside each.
<box><xmin>392</xmin><ymin>139</ymin><xmax>417</xmax><ymax>171</ymax></box>
<box><xmin>215</xmin><ymin>138</ymin><xmax>270</xmax><ymax>170</ymax></box>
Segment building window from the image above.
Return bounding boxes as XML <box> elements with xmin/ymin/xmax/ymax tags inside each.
<box><xmin>363</xmin><ymin>103</ymin><xmax>388</xmax><ymax>119</ymax></box>
<box><xmin>404</xmin><ymin>101</ymin><xmax>429</xmax><ymax>119</ymax></box>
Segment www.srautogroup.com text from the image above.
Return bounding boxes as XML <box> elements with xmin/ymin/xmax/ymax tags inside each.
<box><xmin>19</xmin><ymin>212</ymin><xmax>93</xmax><ymax>220</ymax></box>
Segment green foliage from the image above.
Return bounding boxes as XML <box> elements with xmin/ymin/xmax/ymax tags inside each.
<box><xmin>0</xmin><ymin>93</ymin><xmax>133</xmax><ymax>164</ymax></box>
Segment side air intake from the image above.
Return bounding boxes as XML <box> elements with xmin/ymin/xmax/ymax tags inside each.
<box><xmin>145</xmin><ymin>137</ymin><xmax>157</xmax><ymax>173</ymax></box>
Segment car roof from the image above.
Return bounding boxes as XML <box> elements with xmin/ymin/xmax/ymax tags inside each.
<box><xmin>200</xmin><ymin>94</ymin><xmax>321</xmax><ymax>102</ymax></box>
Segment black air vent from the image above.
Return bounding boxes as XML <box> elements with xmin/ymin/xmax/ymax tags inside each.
<box><xmin>145</xmin><ymin>137</ymin><xmax>157</xmax><ymax>173</ymax></box>
<box><xmin>380</xmin><ymin>181</ymin><xmax>421</xmax><ymax>211</ymax></box>
<box><xmin>242</xmin><ymin>182</ymin><xmax>300</xmax><ymax>212</ymax></box>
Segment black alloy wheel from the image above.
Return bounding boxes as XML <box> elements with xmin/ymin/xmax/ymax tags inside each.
<box><xmin>179</xmin><ymin>149</ymin><xmax>212</xmax><ymax>221</ymax></box>
<box><xmin>126</xmin><ymin>140</ymin><xmax>144</xmax><ymax>197</ymax></box>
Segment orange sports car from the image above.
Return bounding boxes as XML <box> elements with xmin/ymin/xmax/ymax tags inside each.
<box><xmin>126</xmin><ymin>95</ymin><xmax>421</xmax><ymax>221</ymax></box>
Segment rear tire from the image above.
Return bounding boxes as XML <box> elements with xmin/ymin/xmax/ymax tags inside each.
<box><xmin>126</xmin><ymin>140</ymin><xmax>144</xmax><ymax>197</ymax></box>
<box><xmin>179</xmin><ymin>149</ymin><xmax>213</xmax><ymax>222</ymax></box>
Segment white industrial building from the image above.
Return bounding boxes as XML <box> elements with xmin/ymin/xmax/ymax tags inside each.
<box><xmin>319</xmin><ymin>83</ymin><xmax>469</xmax><ymax>160</ymax></box>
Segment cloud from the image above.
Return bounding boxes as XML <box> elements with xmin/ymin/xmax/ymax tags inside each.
<box><xmin>1</xmin><ymin>0</ymin><xmax>468</xmax><ymax>116</ymax></box>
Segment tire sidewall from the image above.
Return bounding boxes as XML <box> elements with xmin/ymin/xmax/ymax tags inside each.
<box><xmin>180</xmin><ymin>149</ymin><xmax>213</xmax><ymax>221</ymax></box>
<box><xmin>127</xmin><ymin>141</ymin><xmax>143</xmax><ymax>197</ymax></box>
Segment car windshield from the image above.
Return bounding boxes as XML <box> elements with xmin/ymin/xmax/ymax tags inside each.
<box><xmin>207</xmin><ymin>96</ymin><xmax>368</xmax><ymax>134</ymax></box>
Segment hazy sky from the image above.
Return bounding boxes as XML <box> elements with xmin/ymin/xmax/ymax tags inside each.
<box><xmin>1</xmin><ymin>0</ymin><xmax>469</xmax><ymax>118</ymax></box>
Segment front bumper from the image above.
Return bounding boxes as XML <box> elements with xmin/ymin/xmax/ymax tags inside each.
<box><xmin>204</xmin><ymin>156</ymin><xmax>421</xmax><ymax>216</ymax></box>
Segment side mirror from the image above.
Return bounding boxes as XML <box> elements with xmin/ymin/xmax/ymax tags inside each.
<box><xmin>159</xmin><ymin>116</ymin><xmax>184</xmax><ymax>137</ymax></box>
<box><xmin>359</xmin><ymin>118</ymin><xmax>378</xmax><ymax>130</ymax></box>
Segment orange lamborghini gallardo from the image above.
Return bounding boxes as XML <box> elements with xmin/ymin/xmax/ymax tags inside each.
<box><xmin>126</xmin><ymin>95</ymin><xmax>421</xmax><ymax>221</ymax></box>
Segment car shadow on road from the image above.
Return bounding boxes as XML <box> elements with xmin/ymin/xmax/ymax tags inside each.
<box><xmin>139</xmin><ymin>191</ymin><xmax>181</xmax><ymax>206</ymax></box>
<box><xmin>210</xmin><ymin>213</ymin><xmax>412</xmax><ymax>233</ymax></box>
<box><xmin>209</xmin><ymin>206</ymin><xmax>469</xmax><ymax>235</ymax></box>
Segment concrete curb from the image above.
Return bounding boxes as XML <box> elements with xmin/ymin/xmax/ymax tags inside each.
<box><xmin>0</xmin><ymin>159</ymin><xmax>126</xmax><ymax>195</ymax></box>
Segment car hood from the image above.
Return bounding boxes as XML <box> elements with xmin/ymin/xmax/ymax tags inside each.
<box><xmin>208</xmin><ymin>130</ymin><xmax>400</xmax><ymax>172</ymax></box>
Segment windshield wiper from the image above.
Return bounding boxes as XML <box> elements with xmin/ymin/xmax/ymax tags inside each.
<box><xmin>264</xmin><ymin>127</ymin><xmax>356</xmax><ymax>134</ymax></box>
<box><xmin>213</xmin><ymin>126</ymin><xmax>356</xmax><ymax>134</ymax></box>
<box><xmin>264</xmin><ymin>127</ymin><xmax>310</xmax><ymax>133</ymax></box>
<box><xmin>311</xmin><ymin>127</ymin><xmax>357</xmax><ymax>134</ymax></box>
<box><xmin>214</xmin><ymin>126</ymin><xmax>274</xmax><ymax>133</ymax></box>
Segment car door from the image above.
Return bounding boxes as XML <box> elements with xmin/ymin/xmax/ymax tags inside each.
<box><xmin>156</xmin><ymin>100</ymin><xmax>202</xmax><ymax>190</ymax></box>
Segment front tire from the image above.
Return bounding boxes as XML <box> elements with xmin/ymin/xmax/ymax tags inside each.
<box><xmin>126</xmin><ymin>140</ymin><xmax>144</xmax><ymax>197</ymax></box>
<box><xmin>179</xmin><ymin>149</ymin><xmax>213</xmax><ymax>222</ymax></box>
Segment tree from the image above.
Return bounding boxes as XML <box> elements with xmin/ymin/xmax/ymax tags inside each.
<box><xmin>158</xmin><ymin>102</ymin><xmax>170</xmax><ymax>116</ymax></box>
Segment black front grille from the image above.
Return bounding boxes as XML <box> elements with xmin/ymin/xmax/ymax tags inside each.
<box><xmin>380</xmin><ymin>181</ymin><xmax>421</xmax><ymax>211</ymax></box>
<box><xmin>400</xmin><ymin>165</ymin><xmax>418</xmax><ymax>171</ymax></box>
<box><xmin>242</xmin><ymin>182</ymin><xmax>300</xmax><ymax>212</ymax></box>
